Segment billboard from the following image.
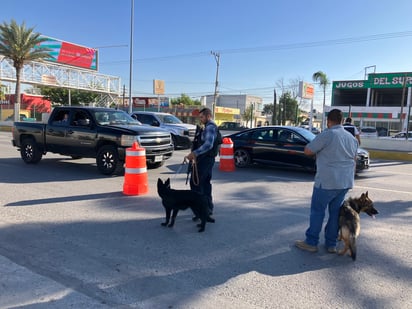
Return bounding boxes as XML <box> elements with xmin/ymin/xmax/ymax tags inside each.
<box><xmin>132</xmin><ymin>97</ymin><xmax>169</xmax><ymax>108</ymax></box>
<box><xmin>333</xmin><ymin>72</ymin><xmax>412</xmax><ymax>89</ymax></box>
<box><xmin>333</xmin><ymin>80</ymin><xmax>366</xmax><ymax>89</ymax></box>
<box><xmin>298</xmin><ymin>81</ymin><xmax>314</xmax><ymax>99</ymax></box>
<box><xmin>368</xmin><ymin>72</ymin><xmax>412</xmax><ymax>89</ymax></box>
<box><xmin>153</xmin><ymin>79</ymin><xmax>165</xmax><ymax>95</ymax></box>
<box><xmin>34</xmin><ymin>36</ymin><xmax>98</xmax><ymax>70</ymax></box>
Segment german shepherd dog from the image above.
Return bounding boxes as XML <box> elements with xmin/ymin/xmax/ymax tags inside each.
<box><xmin>157</xmin><ymin>178</ymin><xmax>215</xmax><ymax>232</ymax></box>
<box><xmin>338</xmin><ymin>191</ymin><xmax>378</xmax><ymax>261</ymax></box>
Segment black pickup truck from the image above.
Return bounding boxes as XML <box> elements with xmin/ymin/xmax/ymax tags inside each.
<box><xmin>12</xmin><ymin>106</ymin><xmax>174</xmax><ymax>175</ymax></box>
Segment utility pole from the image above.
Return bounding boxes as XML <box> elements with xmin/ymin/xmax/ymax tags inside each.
<box><xmin>122</xmin><ymin>84</ymin><xmax>126</xmax><ymax>107</ymax></box>
<box><xmin>272</xmin><ymin>88</ymin><xmax>277</xmax><ymax>125</ymax></box>
<box><xmin>400</xmin><ymin>73</ymin><xmax>407</xmax><ymax>130</ymax></box>
<box><xmin>250</xmin><ymin>103</ymin><xmax>254</xmax><ymax>128</ymax></box>
<box><xmin>211</xmin><ymin>51</ymin><xmax>220</xmax><ymax>119</ymax></box>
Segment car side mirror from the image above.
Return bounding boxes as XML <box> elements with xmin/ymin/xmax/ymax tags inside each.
<box><xmin>152</xmin><ymin>120</ymin><xmax>160</xmax><ymax>126</ymax></box>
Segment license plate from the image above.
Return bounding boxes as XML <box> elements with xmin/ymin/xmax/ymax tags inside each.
<box><xmin>154</xmin><ymin>155</ymin><xmax>163</xmax><ymax>162</ymax></box>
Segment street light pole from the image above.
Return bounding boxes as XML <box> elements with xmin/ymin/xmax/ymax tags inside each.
<box><xmin>211</xmin><ymin>51</ymin><xmax>220</xmax><ymax>119</ymax></box>
<box><xmin>128</xmin><ymin>0</ymin><xmax>134</xmax><ymax>114</ymax></box>
<box><xmin>272</xmin><ymin>88</ymin><xmax>277</xmax><ymax>125</ymax></box>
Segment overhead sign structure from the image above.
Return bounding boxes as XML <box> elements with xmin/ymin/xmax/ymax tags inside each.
<box><xmin>34</xmin><ymin>36</ymin><xmax>98</xmax><ymax>70</ymax></box>
<box><xmin>298</xmin><ymin>81</ymin><xmax>314</xmax><ymax>99</ymax></box>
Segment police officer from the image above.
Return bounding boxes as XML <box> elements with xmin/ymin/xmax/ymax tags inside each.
<box><xmin>343</xmin><ymin>117</ymin><xmax>361</xmax><ymax>145</ymax></box>
<box><xmin>185</xmin><ymin>108</ymin><xmax>218</xmax><ymax>216</ymax></box>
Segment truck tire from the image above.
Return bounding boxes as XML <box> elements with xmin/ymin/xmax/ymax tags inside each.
<box><xmin>21</xmin><ymin>138</ymin><xmax>42</xmax><ymax>164</ymax></box>
<box><xmin>172</xmin><ymin>135</ymin><xmax>178</xmax><ymax>150</ymax></box>
<box><xmin>96</xmin><ymin>145</ymin><xmax>119</xmax><ymax>175</ymax></box>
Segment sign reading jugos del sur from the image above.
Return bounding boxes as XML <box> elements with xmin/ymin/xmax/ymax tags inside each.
<box><xmin>333</xmin><ymin>72</ymin><xmax>412</xmax><ymax>89</ymax></box>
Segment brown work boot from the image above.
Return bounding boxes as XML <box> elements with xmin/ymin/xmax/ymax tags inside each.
<box><xmin>326</xmin><ymin>246</ymin><xmax>337</xmax><ymax>254</ymax></box>
<box><xmin>295</xmin><ymin>240</ymin><xmax>318</xmax><ymax>252</ymax></box>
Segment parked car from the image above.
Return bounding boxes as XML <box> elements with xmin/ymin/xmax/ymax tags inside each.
<box><xmin>360</xmin><ymin>127</ymin><xmax>378</xmax><ymax>138</ymax></box>
<box><xmin>300</xmin><ymin>125</ymin><xmax>320</xmax><ymax>134</ymax></box>
<box><xmin>376</xmin><ymin>126</ymin><xmax>389</xmax><ymax>137</ymax></box>
<box><xmin>131</xmin><ymin>111</ymin><xmax>196</xmax><ymax>149</ymax></box>
<box><xmin>381</xmin><ymin>131</ymin><xmax>412</xmax><ymax>140</ymax></box>
<box><xmin>226</xmin><ymin>126</ymin><xmax>370</xmax><ymax>173</ymax></box>
<box><xmin>5</xmin><ymin>114</ymin><xmax>27</xmax><ymax>121</ymax></box>
<box><xmin>218</xmin><ymin>121</ymin><xmax>247</xmax><ymax>131</ymax></box>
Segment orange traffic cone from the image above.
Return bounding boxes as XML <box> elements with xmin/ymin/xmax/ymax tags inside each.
<box><xmin>219</xmin><ymin>137</ymin><xmax>235</xmax><ymax>172</ymax></box>
<box><xmin>123</xmin><ymin>141</ymin><xmax>148</xmax><ymax>195</ymax></box>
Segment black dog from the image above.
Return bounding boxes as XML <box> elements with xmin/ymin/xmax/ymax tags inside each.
<box><xmin>157</xmin><ymin>178</ymin><xmax>215</xmax><ymax>232</ymax></box>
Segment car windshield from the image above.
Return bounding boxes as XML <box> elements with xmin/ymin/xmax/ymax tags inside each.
<box><xmin>158</xmin><ymin>114</ymin><xmax>183</xmax><ymax>124</ymax></box>
<box><xmin>293</xmin><ymin>127</ymin><xmax>316</xmax><ymax>142</ymax></box>
<box><xmin>94</xmin><ymin>110</ymin><xmax>141</xmax><ymax>125</ymax></box>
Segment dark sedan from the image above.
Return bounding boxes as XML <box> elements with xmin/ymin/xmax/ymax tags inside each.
<box><xmin>226</xmin><ymin>126</ymin><xmax>369</xmax><ymax>173</ymax></box>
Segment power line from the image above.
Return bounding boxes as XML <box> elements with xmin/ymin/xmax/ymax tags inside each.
<box><xmin>219</xmin><ymin>31</ymin><xmax>412</xmax><ymax>55</ymax></box>
<box><xmin>100</xmin><ymin>30</ymin><xmax>412</xmax><ymax>65</ymax></box>
<box><xmin>116</xmin><ymin>30</ymin><xmax>412</xmax><ymax>101</ymax></box>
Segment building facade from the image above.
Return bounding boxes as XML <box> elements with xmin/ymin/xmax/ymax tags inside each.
<box><xmin>330</xmin><ymin>71</ymin><xmax>412</xmax><ymax>134</ymax></box>
<box><xmin>200</xmin><ymin>94</ymin><xmax>266</xmax><ymax>127</ymax></box>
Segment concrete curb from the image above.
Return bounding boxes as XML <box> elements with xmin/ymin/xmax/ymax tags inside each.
<box><xmin>0</xmin><ymin>122</ymin><xmax>13</xmax><ymax>132</ymax></box>
<box><xmin>365</xmin><ymin>149</ymin><xmax>412</xmax><ymax>161</ymax></box>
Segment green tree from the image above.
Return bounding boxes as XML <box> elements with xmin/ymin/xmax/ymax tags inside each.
<box><xmin>263</xmin><ymin>104</ymin><xmax>274</xmax><ymax>115</ymax></box>
<box><xmin>278</xmin><ymin>92</ymin><xmax>298</xmax><ymax>125</ymax></box>
<box><xmin>263</xmin><ymin>103</ymin><xmax>278</xmax><ymax>125</ymax></box>
<box><xmin>312</xmin><ymin>71</ymin><xmax>329</xmax><ymax>128</ymax></box>
<box><xmin>0</xmin><ymin>19</ymin><xmax>50</xmax><ymax>121</ymax></box>
<box><xmin>40</xmin><ymin>86</ymin><xmax>99</xmax><ymax>106</ymax></box>
<box><xmin>242</xmin><ymin>104</ymin><xmax>254</xmax><ymax>128</ymax></box>
<box><xmin>170</xmin><ymin>94</ymin><xmax>201</xmax><ymax>106</ymax></box>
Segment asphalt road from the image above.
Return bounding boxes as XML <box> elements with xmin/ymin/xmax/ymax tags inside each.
<box><xmin>0</xmin><ymin>131</ymin><xmax>411</xmax><ymax>308</ymax></box>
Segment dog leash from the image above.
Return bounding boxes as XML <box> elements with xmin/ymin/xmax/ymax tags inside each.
<box><xmin>190</xmin><ymin>159</ymin><xmax>200</xmax><ymax>186</ymax></box>
<box><xmin>183</xmin><ymin>157</ymin><xmax>199</xmax><ymax>186</ymax></box>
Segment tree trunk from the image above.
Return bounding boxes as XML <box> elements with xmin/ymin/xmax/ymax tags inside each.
<box><xmin>14</xmin><ymin>66</ymin><xmax>21</xmax><ymax>122</ymax></box>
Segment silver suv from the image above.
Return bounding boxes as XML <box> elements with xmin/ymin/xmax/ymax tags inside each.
<box><xmin>360</xmin><ymin>127</ymin><xmax>378</xmax><ymax>138</ymax></box>
<box><xmin>131</xmin><ymin>111</ymin><xmax>196</xmax><ymax>149</ymax></box>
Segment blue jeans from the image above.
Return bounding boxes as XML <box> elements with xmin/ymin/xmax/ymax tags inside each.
<box><xmin>305</xmin><ymin>186</ymin><xmax>349</xmax><ymax>248</ymax></box>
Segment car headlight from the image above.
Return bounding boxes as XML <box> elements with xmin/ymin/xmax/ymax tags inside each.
<box><xmin>173</xmin><ymin>128</ymin><xmax>187</xmax><ymax>136</ymax></box>
<box><xmin>120</xmin><ymin>135</ymin><xmax>140</xmax><ymax>147</ymax></box>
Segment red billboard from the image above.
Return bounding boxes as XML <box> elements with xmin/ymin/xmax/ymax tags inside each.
<box><xmin>35</xmin><ymin>36</ymin><xmax>98</xmax><ymax>70</ymax></box>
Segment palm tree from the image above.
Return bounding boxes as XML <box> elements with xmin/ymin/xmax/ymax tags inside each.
<box><xmin>312</xmin><ymin>71</ymin><xmax>329</xmax><ymax>129</ymax></box>
<box><xmin>0</xmin><ymin>19</ymin><xmax>50</xmax><ymax>121</ymax></box>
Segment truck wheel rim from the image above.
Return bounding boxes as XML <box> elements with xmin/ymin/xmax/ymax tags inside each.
<box><xmin>25</xmin><ymin>145</ymin><xmax>34</xmax><ymax>159</ymax></box>
<box><xmin>102</xmin><ymin>152</ymin><xmax>114</xmax><ymax>169</ymax></box>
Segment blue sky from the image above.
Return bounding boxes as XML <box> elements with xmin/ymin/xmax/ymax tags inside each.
<box><xmin>3</xmin><ymin>0</ymin><xmax>412</xmax><ymax>111</ymax></box>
